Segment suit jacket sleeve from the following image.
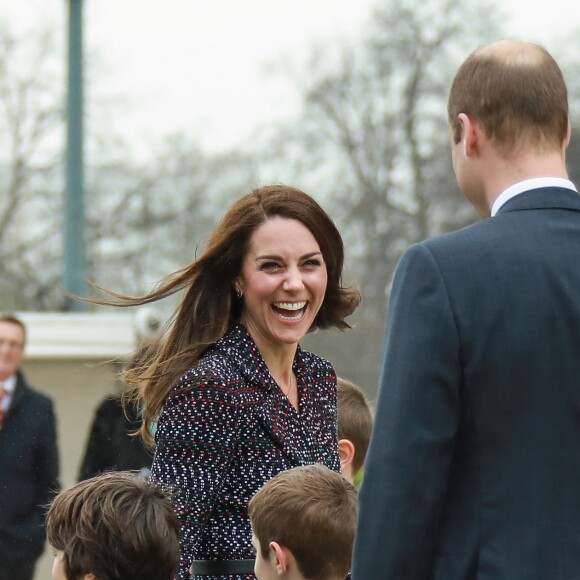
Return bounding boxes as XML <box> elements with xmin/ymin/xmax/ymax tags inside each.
<box><xmin>17</xmin><ymin>396</ymin><xmax>60</xmax><ymax>560</ymax></box>
<box><xmin>352</xmin><ymin>243</ymin><xmax>461</xmax><ymax>579</ymax></box>
<box><xmin>150</xmin><ymin>371</ymin><xmax>242</xmax><ymax>580</ymax></box>
<box><xmin>78</xmin><ymin>398</ymin><xmax>113</xmax><ymax>480</ymax></box>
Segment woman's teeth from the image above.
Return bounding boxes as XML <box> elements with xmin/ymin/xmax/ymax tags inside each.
<box><xmin>273</xmin><ymin>301</ymin><xmax>307</xmax><ymax>311</ymax></box>
<box><xmin>272</xmin><ymin>301</ymin><xmax>307</xmax><ymax>320</ymax></box>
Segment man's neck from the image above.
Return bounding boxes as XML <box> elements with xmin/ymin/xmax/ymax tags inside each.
<box><xmin>482</xmin><ymin>150</ymin><xmax>569</xmax><ymax>216</ymax></box>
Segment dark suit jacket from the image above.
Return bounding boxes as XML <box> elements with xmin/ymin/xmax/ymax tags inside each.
<box><xmin>150</xmin><ymin>323</ymin><xmax>341</xmax><ymax>580</ymax></box>
<box><xmin>0</xmin><ymin>371</ymin><xmax>60</xmax><ymax>569</ymax></box>
<box><xmin>78</xmin><ymin>396</ymin><xmax>152</xmax><ymax>481</ymax></box>
<box><xmin>353</xmin><ymin>187</ymin><xmax>580</xmax><ymax>580</ymax></box>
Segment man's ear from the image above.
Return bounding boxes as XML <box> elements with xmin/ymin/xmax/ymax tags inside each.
<box><xmin>338</xmin><ymin>438</ymin><xmax>355</xmax><ymax>471</ymax></box>
<box><xmin>269</xmin><ymin>541</ymin><xmax>290</xmax><ymax>575</ymax></box>
<box><xmin>458</xmin><ymin>113</ymin><xmax>478</xmax><ymax>157</ymax></box>
<box><xmin>565</xmin><ymin>121</ymin><xmax>572</xmax><ymax>149</ymax></box>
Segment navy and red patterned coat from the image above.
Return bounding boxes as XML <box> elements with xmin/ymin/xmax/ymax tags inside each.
<box><xmin>150</xmin><ymin>324</ymin><xmax>341</xmax><ymax>580</ymax></box>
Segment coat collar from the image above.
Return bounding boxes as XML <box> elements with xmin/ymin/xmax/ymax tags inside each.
<box><xmin>496</xmin><ymin>186</ymin><xmax>580</xmax><ymax>215</ymax></box>
<box><xmin>2</xmin><ymin>372</ymin><xmax>28</xmax><ymax>420</ymax></box>
<box><xmin>214</xmin><ymin>324</ymin><xmax>325</xmax><ymax>465</ymax></box>
<box><xmin>214</xmin><ymin>323</ymin><xmax>308</xmax><ymax>392</ymax></box>
<box><xmin>10</xmin><ymin>372</ymin><xmax>28</xmax><ymax>408</ymax></box>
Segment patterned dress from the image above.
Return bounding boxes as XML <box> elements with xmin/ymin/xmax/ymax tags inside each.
<box><xmin>150</xmin><ymin>324</ymin><xmax>341</xmax><ymax>580</ymax></box>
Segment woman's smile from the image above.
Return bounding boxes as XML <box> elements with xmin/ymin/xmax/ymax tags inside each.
<box><xmin>236</xmin><ymin>216</ymin><xmax>328</xmax><ymax>354</ymax></box>
<box><xmin>271</xmin><ymin>300</ymin><xmax>308</xmax><ymax>320</ymax></box>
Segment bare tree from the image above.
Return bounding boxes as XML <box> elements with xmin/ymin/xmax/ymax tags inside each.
<box><xmin>554</xmin><ymin>33</ymin><xmax>580</xmax><ymax>185</ymax></box>
<box><xmin>86</xmin><ymin>134</ymin><xmax>259</xmax><ymax>302</ymax></box>
<box><xmin>259</xmin><ymin>0</ymin><xmax>503</xmax><ymax>392</ymax></box>
<box><xmin>0</xmin><ymin>22</ymin><xmax>259</xmax><ymax>311</ymax></box>
<box><xmin>0</xmin><ymin>24</ymin><xmax>64</xmax><ymax>309</ymax></box>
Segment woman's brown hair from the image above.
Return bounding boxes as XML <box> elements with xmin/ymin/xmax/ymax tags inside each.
<box><xmin>91</xmin><ymin>184</ymin><xmax>360</xmax><ymax>445</ymax></box>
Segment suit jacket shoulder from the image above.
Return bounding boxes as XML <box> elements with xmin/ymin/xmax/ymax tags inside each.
<box><xmin>11</xmin><ymin>372</ymin><xmax>55</xmax><ymax>411</ymax></box>
<box><xmin>423</xmin><ymin>186</ymin><xmax>580</xmax><ymax>254</ymax></box>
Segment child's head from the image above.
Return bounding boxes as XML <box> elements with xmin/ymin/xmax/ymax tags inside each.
<box><xmin>337</xmin><ymin>377</ymin><xmax>373</xmax><ymax>485</ymax></box>
<box><xmin>45</xmin><ymin>471</ymin><xmax>180</xmax><ymax>580</ymax></box>
<box><xmin>248</xmin><ymin>464</ymin><xmax>358</xmax><ymax>580</ymax></box>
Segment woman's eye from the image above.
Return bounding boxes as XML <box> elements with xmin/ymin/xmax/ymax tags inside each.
<box><xmin>303</xmin><ymin>259</ymin><xmax>321</xmax><ymax>267</ymax></box>
<box><xmin>260</xmin><ymin>262</ymin><xmax>281</xmax><ymax>271</ymax></box>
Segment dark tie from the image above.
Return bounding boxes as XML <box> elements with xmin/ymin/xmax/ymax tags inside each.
<box><xmin>0</xmin><ymin>385</ymin><xmax>8</xmax><ymax>429</ymax></box>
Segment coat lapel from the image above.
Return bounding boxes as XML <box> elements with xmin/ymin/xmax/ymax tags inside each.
<box><xmin>215</xmin><ymin>325</ymin><xmax>308</xmax><ymax>465</ymax></box>
<box><xmin>0</xmin><ymin>373</ymin><xmax>27</xmax><ymax>437</ymax></box>
<box><xmin>5</xmin><ymin>373</ymin><xmax>27</xmax><ymax>417</ymax></box>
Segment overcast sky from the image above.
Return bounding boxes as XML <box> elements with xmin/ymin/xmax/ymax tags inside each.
<box><xmin>0</xmin><ymin>0</ymin><xmax>578</xmax><ymax>158</ymax></box>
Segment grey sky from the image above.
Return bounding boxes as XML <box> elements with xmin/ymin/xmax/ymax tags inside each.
<box><xmin>0</xmin><ymin>0</ymin><xmax>577</xmax><ymax>158</ymax></box>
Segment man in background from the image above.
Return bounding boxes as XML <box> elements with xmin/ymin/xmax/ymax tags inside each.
<box><xmin>353</xmin><ymin>41</ymin><xmax>580</xmax><ymax>579</ymax></box>
<box><xmin>0</xmin><ymin>314</ymin><xmax>60</xmax><ymax>580</ymax></box>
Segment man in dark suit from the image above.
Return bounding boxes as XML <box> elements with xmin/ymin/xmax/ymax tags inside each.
<box><xmin>352</xmin><ymin>41</ymin><xmax>580</xmax><ymax>579</ymax></box>
<box><xmin>0</xmin><ymin>315</ymin><xmax>59</xmax><ymax>580</ymax></box>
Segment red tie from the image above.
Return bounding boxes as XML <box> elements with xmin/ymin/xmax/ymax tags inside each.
<box><xmin>0</xmin><ymin>385</ymin><xmax>8</xmax><ymax>429</ymax></box>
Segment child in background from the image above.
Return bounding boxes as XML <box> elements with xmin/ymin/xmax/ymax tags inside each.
<box><xmin>248</xmin><ymin>464</ymin><xmax>357</xmax><ymax>580</ymax></box>
<box><xmin>45</xmin><ymin>471</ymin><xmax>180</xmax><ymax>580</ymax></box>
<box><xmin>337</xmin><ymin>377</ymin><xmax>373</xmax><ymax>486</ymax></box>
<box><xmin>78</xmin><ymin>342</ymin><xmax>159</xmax><ymax>481</ymax></box>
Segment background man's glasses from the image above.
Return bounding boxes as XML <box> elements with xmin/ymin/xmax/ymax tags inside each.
<box><xmin>0</xmin><ymin>339</ymin><xmax>24</xmax><ymax>350</ymax></box>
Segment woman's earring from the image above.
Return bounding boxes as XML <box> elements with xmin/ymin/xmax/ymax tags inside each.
<box><xmin>236</xmin><ymin>289</ymin><xmax>243</xmax><ymax>299</ymax></box>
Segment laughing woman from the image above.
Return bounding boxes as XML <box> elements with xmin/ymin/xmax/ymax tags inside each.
<box><xmin>112</xmin><ymin>185</ymin><xmax>359</xmax><ymax>579</ymax></box>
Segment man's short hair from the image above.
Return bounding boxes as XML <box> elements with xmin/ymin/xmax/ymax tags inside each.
<box><xmin>337</xmin><ymin>377</ymin><xmax>373</xmax><ymax>474</ymax></box>
<box><xmin>448</xmin><ymin>41</ymin><xmax>568</xmax><ymax>157</ymax></box>
<box><xmin>248</xmin><ymin>464</ymin><xmax>357</xmax><ymax>580</ymax></box>
<box><xmin>45</xmin><ymin>471</ymin><xmax>180</xmax><ymax>580</ymax></box>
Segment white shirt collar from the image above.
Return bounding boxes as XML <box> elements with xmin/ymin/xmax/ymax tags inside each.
<box><xmin>1</xmin><ymin>374</ymin><xmax>16</xmax><ymax>393</ymax></box>
<box><xmin>0</xmin><ymin>374</ymin><xmax>15</xmax><ymax>412</ymax></box>
<box><xmin>491</xmin><ymin>177</ymin><xmax>577</xmax><ymax>217</ymax></box>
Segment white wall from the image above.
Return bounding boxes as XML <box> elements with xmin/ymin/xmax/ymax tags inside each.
<box><xmin>14</xmin><ymin>311</ymin><xmax>162</xmax><ymax>580</ymax></box>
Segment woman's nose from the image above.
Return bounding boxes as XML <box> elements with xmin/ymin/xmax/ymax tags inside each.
<box><xmin>283</xmin><ymin>267</ymin><xmax>304</xmax><ymax>291</ymax></box>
